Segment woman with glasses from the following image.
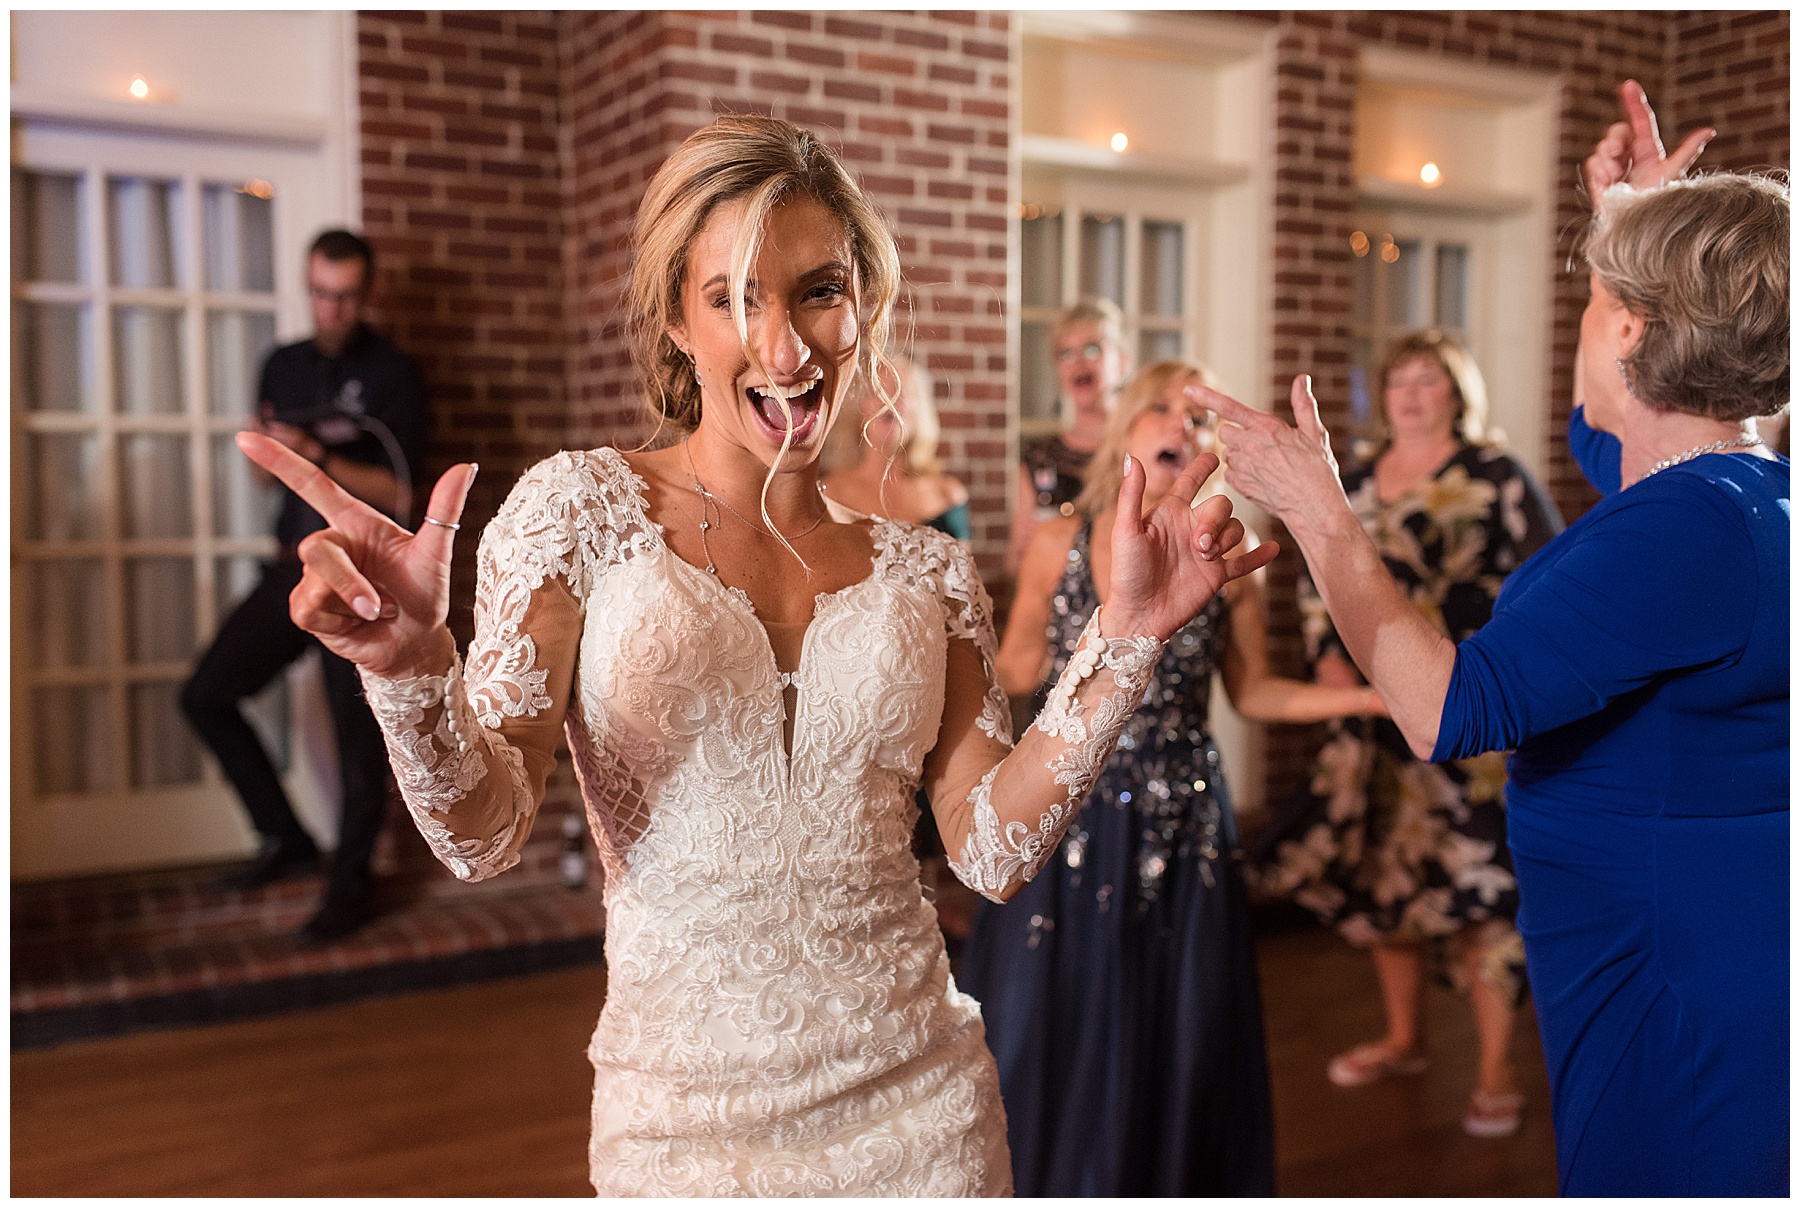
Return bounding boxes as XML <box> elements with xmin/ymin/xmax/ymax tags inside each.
<box><xmin>1007</xmin><ymin>298</ymin><xmax>1132</xmax><ymax>575</ymax></box>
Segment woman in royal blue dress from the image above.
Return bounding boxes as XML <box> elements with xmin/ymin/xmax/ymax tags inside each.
<box><xmin>961</xmin><ymin>360</ymin><xmax>1386</xmax><ymax>1196</ymax></box>
<box><xmin>1203</xmin><ymin>82</ymin><xmax>1787</xmax><ymax>1196</ymax></box>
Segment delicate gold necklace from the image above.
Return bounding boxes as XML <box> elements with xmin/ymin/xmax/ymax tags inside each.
<box><xmin>683</xmin><ymin>441</ymin><xmax>828</xmax><ymax>574</ymax></box>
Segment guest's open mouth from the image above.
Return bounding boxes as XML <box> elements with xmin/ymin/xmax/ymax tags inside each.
<box><xmin>1155</xmin><ymin>444</ymin><xmax>1185</xmax><ymax>470</ymax></box>
<box><xmin>746</xmin><ymin>370</ymin><xmax>826</xmax><ymax>444</ymax></box>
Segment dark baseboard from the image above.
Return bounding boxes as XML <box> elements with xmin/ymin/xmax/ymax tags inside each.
<box><xmin>12</xmin><ymin>935</ymin><xmax>604</xmax><ymax>1052</ymax></box>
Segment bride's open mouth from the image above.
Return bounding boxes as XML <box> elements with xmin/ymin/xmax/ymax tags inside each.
<box><xmin>746</xmin><ymin>371</ymin><xmax>827</xmax><ymax>444</ymax></box>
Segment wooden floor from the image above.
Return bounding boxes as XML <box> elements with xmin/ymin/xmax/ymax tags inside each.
<box><xmin>11</xmin><ymin>924</ymin><xmax>1558</xmax><ymax>1197</ymax></box>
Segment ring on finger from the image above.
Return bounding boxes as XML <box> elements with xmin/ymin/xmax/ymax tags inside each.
<box><xmin>423</xmin><ymin>516</ymin><xmax>460</xmax><ymax>531</ymax></box>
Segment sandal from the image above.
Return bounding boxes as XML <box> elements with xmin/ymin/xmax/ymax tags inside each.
<box><xmin>1462</xmin><ymin>1089</ymin><xmax>1525</xmax><ymax>1138</ymax></box>
<box><xmin>1326</xmin><ymin>1042</ymin><xmax>1429</xmax><ymax>1088</ymax></box>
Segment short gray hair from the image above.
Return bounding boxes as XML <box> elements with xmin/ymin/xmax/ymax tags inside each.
<box><xmin>1585</xmin><ymin>173</ymin><xmax>1788</xmax><ymax>421</ymax></box>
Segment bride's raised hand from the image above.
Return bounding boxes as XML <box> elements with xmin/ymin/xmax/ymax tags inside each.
<box><xmin>237</xmin><ymin>431</ymin><xmax>476</xmax><ymax>678</ymax></box>
<box><xmin>1103</xmin><ymin>451</ymin><xmax>1279</xmax><ymax>643</ymax></box>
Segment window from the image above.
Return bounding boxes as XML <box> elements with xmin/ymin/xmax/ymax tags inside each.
<box><xmin>1347</xmin><ymin>210</ymin><xmax>1486</xmax><ymax>445</ymax></box>
<box><xmin>14</xmin><ymin>167</ymin><xmax>286</xmax><ymax>801</ymax></box>
<box><xmin>1018</xmin><ymin>194</ymin><xmax>1206</xmax><ymax>432</ymax></box>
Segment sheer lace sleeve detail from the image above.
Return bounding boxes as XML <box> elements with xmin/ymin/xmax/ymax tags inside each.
<box><xmin>360</xmin><ymin>658</ymin><xmax>536</xmax><ymax>880</ymax></box>
<box><xmin>358</xmin><ymin>450</ymin><xmax>632</xmax><ymax>881</ymax></box>
<box><xmin>930</xmin><ymin>600</ymin><xmax>1162</xmax><ymax>904</ymax></box>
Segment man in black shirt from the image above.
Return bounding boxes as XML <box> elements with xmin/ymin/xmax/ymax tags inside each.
<box><xmin>181</xmin><ymin>230</ymin><xmax>427</xmax><ymax>942</ymax></box>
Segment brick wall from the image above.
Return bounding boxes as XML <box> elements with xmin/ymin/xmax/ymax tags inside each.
<box><xmin>561</xmin><ymin>9</ymin><xmax>1016</xmax><ymax>576</ymax></box>
<box><xmin>357</xmin><ymin>9</ymin><xmax>568</xmax><ymax>640</ymax></box>
<box><xmin>1664</xmin><ymin>10</ymin><xmax>1790</xmax><ymax>174</ymax></box>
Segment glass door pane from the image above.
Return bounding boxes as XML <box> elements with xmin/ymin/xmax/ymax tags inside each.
<box><xmin>1140</xmin><ymin>220</ymin><xmax>1183</xmax><ymax>317</ymax></box>
<box><xmin>1435</xmin><ymin>243</ymin><xmax>1469</xmax><ymax>331</ymax></box>
<box><xmin>107</xmin><ymin>177</ymin><xmax>182</xmax><ymax>288</ymax></box>
<box><xmin>17</xmin><ymin>302</ymin><xmax>95</xmax><ymax>413</ymax></box>
<box><xmin>1020</xmin><ymin>208</ymin><xmax>1063</xmax><ymax>309</ymax></box>
<box><xmin>1079</xmin><ymin>213</ymin><xmax>1124</xmax><ymax>305</ymax></box>
<box><xmin>202</xmin><ymin>183</ymin><xmax>275</xmax><ymax>293</ymax></box>
<box><xmin>13</xmin><ymin>170</ymin><xmax>84</xmax><ymax>283</ymax></box>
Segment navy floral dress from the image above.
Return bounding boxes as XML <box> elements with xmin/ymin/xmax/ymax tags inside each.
<box><xmin>1251</xmin><ymin>442</ymin><xmax>1562</xmax><ymax>1003</ymax></box>
<box><xmin>960</xmin><ymin>519</ymin><xmax>1275</xmax><ymax>1197</ymax></box>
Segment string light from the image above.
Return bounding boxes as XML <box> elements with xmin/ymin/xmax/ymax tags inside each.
<box><xmin>1420</xmin><ymin>161</ymin><xmax>1443</xmax><ymax>187</ymax></box>
<box><xmin>1110</xmin><ymin>132</ymin><xmax>1129</xmax><ymax>153</ymax></box>
<box><xmin>129</xmin><ymin>76</ymin><xmax>150</xmax><ymax>101</ymax></box>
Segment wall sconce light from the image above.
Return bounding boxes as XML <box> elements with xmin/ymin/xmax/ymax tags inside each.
<box><xmin>1379</xmin><ymin>234</ymin><xmax>1400</xmax><ymax>263</ymax></box>
<box><xmin>1420</xmin><ymin>161</ymin><xmax>1443</xmax><ymax>187</ymax></box>
<box><xmin>128</xmin><ymin>75</ymin><xmax>151</xmax><ymax>101</ymax></box>
<box><xmin>238</xmin><ymin>179</ymin><xmax>275</xmax><ymax>200</ymax></box>
<box><xmin>1350</xmin><ymin>230</ymin><xmax>1370</xmax><ymax>257</ymax></box>
<box><xmin>1110</xmin><ymin>132</ymin><xmax>1129</xmax><ymax>153</ymax></box>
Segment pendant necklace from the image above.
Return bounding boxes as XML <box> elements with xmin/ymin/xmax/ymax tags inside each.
<box><xmin>683</xmin><ymin>440</ymin><xmax>829</xmax><ymax>574</ymax></box>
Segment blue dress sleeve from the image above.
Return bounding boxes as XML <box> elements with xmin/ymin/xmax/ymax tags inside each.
<box><xmin>1569</xmin><ymin>406</ymin><xmax>1622</xmax><ymax>497</ymax></box>
<box><xmin>1433</xmin><ymin>478</ymin><xmax>1757</xmax><ymax>760</ymax></box>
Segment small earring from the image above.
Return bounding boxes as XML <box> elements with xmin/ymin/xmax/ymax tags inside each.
<box><xmin>694</xmin><ymin>370</ymin><xmax>703</xmax><ymax>387</ymax></box>
<box><xmin>1614</xmin><ymin>356</ymin><xmax>1636</xmax><ymax>397</ymax></box>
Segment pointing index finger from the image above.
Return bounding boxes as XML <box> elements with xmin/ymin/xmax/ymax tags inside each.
<box><xmin>1186</xmin><ymin>383</ymin><xmax>1269</xmax><ymax>430</ymax></box>
<box><xmin>237</xmin><ymin>430</ymin><xmax>372</xmax><ymax>528</ymax></box>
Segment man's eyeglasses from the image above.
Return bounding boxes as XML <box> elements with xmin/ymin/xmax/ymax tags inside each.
<box><xmin>309</xmin><ymin>286</ymin><xmax>365</xmax><ymax>307</ymax></box>
<box><xmin>1056</xmin><ymin>341</ymin><xmax>1106</xmax><ymax>365</ymax></box>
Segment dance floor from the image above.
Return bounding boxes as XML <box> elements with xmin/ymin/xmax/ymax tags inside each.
<box><xmin>11</xmin><ymin>922</ymin><xmax>1558</xmax><ymax>1196</ymax></box>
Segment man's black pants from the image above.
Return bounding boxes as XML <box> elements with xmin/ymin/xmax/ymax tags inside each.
<box><xmin>180</xmin><ymin>558</ymin><xmax>391</xmax><ymax>900</ymax></box>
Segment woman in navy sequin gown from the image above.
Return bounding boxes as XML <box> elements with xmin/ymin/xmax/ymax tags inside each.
<box><xmin>960</xmin><ymin>361</ymin><xmax>1385</xmax><ymax>1196</ymax></box>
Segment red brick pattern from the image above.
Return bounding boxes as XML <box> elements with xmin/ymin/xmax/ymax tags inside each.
<box><xmin>356</xmin><ymin>10</ymin><xmax>569</xmax><ymax>637</ymax></box>
<box><xmin>1664</xmin><ymin>10</ymin><xmax>1791</xmax><ymax>175</ymax></box>
<box><xmin>561</xmin><ymin>10</ymin><xmax>1017</xmax><ymax>574</ymax></box>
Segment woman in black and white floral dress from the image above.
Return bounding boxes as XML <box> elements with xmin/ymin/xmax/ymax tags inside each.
<box><xmin>1253</xmin><ymin>331</ymin><xmax>1562</xmax><ymax>1139</ymax></box>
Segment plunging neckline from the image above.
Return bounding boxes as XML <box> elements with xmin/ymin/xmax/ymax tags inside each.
<box><xmin>602</xmin><ymin>448</ymin><xmax>895</xmax><ymax>769</ymax></box>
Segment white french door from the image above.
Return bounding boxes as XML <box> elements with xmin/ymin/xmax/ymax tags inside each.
<box><xmin>13</xmin><ymin>125</ymin><xmax>342</xmax><ymax>879</ymax></box>
<box><xmin>1018</xmin><ymin>177</ymin><xmax>1212</xmax><ymax>434</ymax></box>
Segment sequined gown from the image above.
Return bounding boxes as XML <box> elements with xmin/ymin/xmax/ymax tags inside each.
<box><xmin>960</xmin><ymin>519</ymin><xmax>1276</xmax><ymax>1196</ymax></box>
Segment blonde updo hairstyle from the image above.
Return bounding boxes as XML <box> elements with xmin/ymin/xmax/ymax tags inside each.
<box><xmin>628</xmin><ymin>114</ymin><xmax>905</xmax><ymax>458</ymax></box>
<box><xmin>1584</xmin><ymin>173</ymin><xmax>1789</xmax><ymax>421</ymax></box>
<box><xmin>1374</xmin><ymin>329</ymin><xmax>1491</xmax><ymax>447</ymax></box>
<box><xmin>1074</xmin><ymin>359</ymin><xmax>1220</xmax><ymax>517</ymax></box>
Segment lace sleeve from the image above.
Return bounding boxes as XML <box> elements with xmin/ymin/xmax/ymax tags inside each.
<box><xmin>357</xmin><ymin>452</ymin><xmax>602</xmax><ymax>881</ymax></box>
<box><xmin>929</xmin><ymin>597</ymin><xmax>1161</xmax><ymax>904</ymax></box>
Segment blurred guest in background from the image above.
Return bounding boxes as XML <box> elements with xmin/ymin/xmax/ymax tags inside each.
<box><xmin>1251</xmin><ymin>331</ymin><xmax>1561</xmax><ymax>1140</ymax></box>
<box><xmin>1207</xmin><ymin>81</ymin><xmax>1787</xmax><ymax>1195</ymax></box>
<box><xmin>1007</xmin><ymin>298</ymin><xmax>1131</xmax><ymax>575</ymax></box>
<box><xmin>822</xmin><ymin>355</ymin><xmax>970</xmax><ymax>538</ymax></box>
<box><xmin>963</xmin><ymin>360</ymin><xmax>1383</xmax><ymax>1196</ymax></box>
<box><xmin>181</xmin><ymin>229</ymin><xmax>427</xmax><ymax>942</ymax></box>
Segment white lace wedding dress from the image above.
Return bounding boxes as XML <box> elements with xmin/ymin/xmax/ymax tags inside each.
<box><xmin>358</xmin><ymin>448</ymin><xmax>1162</xmax><ymax>1196</ymax></box>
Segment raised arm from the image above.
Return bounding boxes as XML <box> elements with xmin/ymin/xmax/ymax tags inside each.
<box><xmin>238</xmin><ymin>434</ymin><xmax>586</xmax><ymax>879</ymax></box>
<box><xmin>925</xmin><ymin>452</ymin><xmax>1278</xmax><ymax>902</ymax></box>
<box><xmin>1204</xmin><ymin>378</ymin><xmax>1451</xmax><ymax>757</ymax></box>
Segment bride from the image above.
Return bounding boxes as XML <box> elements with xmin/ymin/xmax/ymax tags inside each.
<box><xmin>240</xmin><ymin>115</ymin><xmax>1276</xmax><ymax>1196</ymax></box>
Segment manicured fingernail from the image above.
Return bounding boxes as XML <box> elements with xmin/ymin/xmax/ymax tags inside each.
<box><xmin>1123</xmin><ymin>453</ymin><xmax>1133</xmax><ymax>476</ymax></box>
<box><xmin>355</xmin><ymin>596</ymin><xmax>380</xmax><ymax>621</ymax></box>
<box><xmin>1303</xmin><ymin>374</ymin><xmax>1314</xmax><ymax>394</ymax></box>
<box><xmin>1198</xmin><ymin>532</ymin><xmax>1214</xmax><ymax>553</ymax></box>
<box><xmin>379</xmin><ymin>600</ymin><xmax>399</xmax><ymax>619</ymax></box>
